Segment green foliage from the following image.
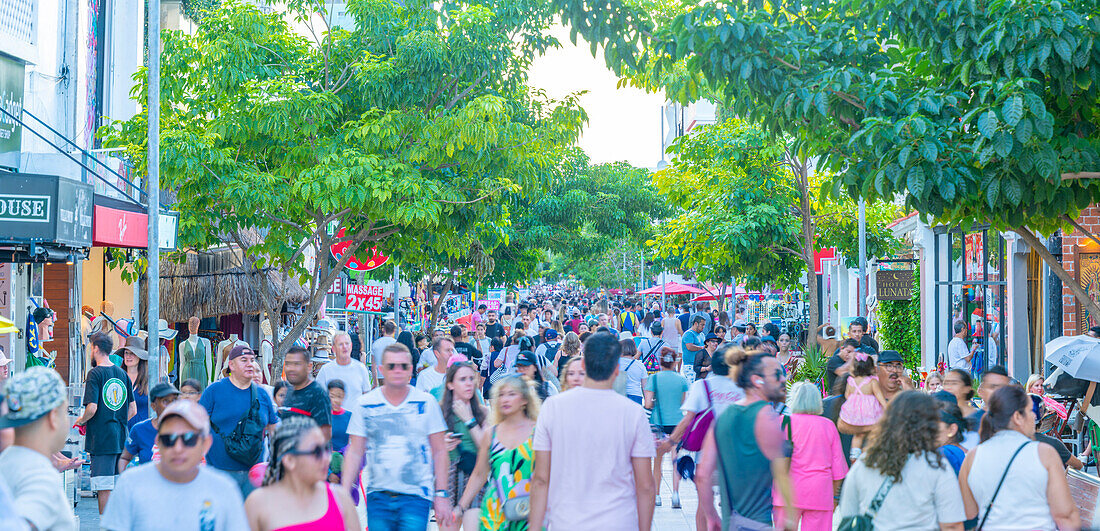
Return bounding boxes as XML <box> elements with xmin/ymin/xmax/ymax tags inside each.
<box><xmin>877</xmin><ymin>266</ymin><xmax>921</xmax><ymax>372</ymax></box>
<box><xmin>182</xmin><ymin>0</ymin><xmax>221</xmax><ymax>22</ymax></box>
<box><xmin>790</xmin><ymin>342</ymin><xmax>828</xmax><ymax>389</ymax></box>
<box><xmin>102</xmin><ymin>0</ymin><xmax>586</xmax><ymax>348</ymax></box>
<box><xmin>545</xmin><ymin>244</ymin><xmax>648</xmax><ymax>290</ymax></box>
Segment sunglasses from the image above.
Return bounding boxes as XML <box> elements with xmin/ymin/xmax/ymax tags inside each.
<box><xmin>157</xmin><ymin>431</ymin><xmax>202</xmax><ymax>448</ymax></box>
<box><xmin>287</xmin><ymin>443</ymin><xmax>332</xmax><ymax>459</ymax></box>
<box><xmin>385</xmin><ymin>363</ymin><xmax>411</xmax><ymax>371</ymax></box>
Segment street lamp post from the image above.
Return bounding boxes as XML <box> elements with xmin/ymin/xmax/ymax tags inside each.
<box><xmin>147</xmin><ymin>0</ymin><xmax>162</xmax><ymax>393</ymax></box>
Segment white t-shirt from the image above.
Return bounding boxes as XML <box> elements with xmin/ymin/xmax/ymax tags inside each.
<box><xmin>948</xmin><ymin>336</ymin><xmax>970</xmax><ymax>370</ymax></box>
<box><xmin>101</xmin><ymin>464</ymin><xmax>248</xmax><ymax>531</ymax></box>
<box><xmin>316</xmin><ymin>358</ymin><xmax>373</xmax><ymax>397</ymax></box>
<box><xmin>369</xmin><ymin>336</ymin><xmax>397</xmax><ymax>375</ymax></box>
<box><xmin>0</xmin><ymin>445</ymin><xmax>75</xmax><ymax>531</ymax></box>
<box><xmin>346</xmin><ymin>386</ymin><xmax>447</xmax><ymax>499</ymax></box>
<box><xmin>617</xmin><ymin>358</ymin><xmax>647</xmax><ymax>397</ymax></box>
<box><xmin>418</xmin><ymin>348</ymin><xmax>436</xmax><ymax>371</ymax></box>
<box><xmin>681</xmin><ymin>374</ymin><xmax>744</xmax><ymax>416</ymax></box>
<box><xmin>532</xmin><ymin>387</ymin><xmax>656</xmax><ymax>530</ymax></box>
<box><xmin>838</xmin><ymin>453</ymin><xmax>965</xmax><ymax>530</ymax></box>
<box><xmin>415</xmin><ymin>367</ymin><xmax>447</xmax><ymax>394</ymax></box>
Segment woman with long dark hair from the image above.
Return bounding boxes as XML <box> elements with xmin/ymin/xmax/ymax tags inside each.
<box><xmin>440</xmin><ymin>362</ymin><xmax>489</xmax><ymax>530</ymax></box>
<box><xmin>837</xmin><ymin>391</ymin><xmax>965</xmax><ymax>530</ymax></box>
<box><xmin>958</xmin><ymin>386</ymin><xmax>1078</xmax><ymax>530</ymax></box>
<box><xmin>120</xmin><ymin>343</ymin><xmax>149</xmax><ymax>430</ymax></box>
<box><xmin>941</xmin><ymin>368</ymin><xmax>980</xmax><ymax>448</ymax></box>
<box><xmin>245</xmin><ymin>417</ymin><xmax>359</xmax><ymax>530</ymax></box>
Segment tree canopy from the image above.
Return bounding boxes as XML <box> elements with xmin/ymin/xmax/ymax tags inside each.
<box><xmin>103</xmin><ymin>0</ymin><xmax>586</xmax><ymax>359</ymax></box>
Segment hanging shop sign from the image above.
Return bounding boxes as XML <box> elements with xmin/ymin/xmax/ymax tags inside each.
<box><xmin>0</xmin><ymin>174</ymin><xmax>92</xmax><ymax>251</ymax></box>
<box><xmin>876</xmin><ymin>270</ymin><xmax>914</xmax><ymax>300</ymax></box>
<box><xmin>329</xmin><ymin>228</ymin><xmax>389</xmax><ymax>271</ymax></box>
<box><xmin>346</xmin><ymin>283</ymin><xmax>384</xmax><ymax>312</ymax></box>
<box><xmin>0</xmin><ymin>54</ymin><xmax>25</xmax><ymax>167</ymax></box>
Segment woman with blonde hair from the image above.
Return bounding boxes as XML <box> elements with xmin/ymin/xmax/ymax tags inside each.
<box><xmin>457</xmin><ymin>376</ymin><xmax>540</xmax><ymax>530</ymax></box>
<box><xmin>559</xmin><ymin>357</ymin><xmax>586</xmax><ymax>392</ymax></box>
<box><xmin>555</xmin><ymin>332</ymin><xmax>582</xmax><ymax>372</ymax></box>
<box><xmin>245</xmin><ymin>417</ymin><xmax>359</xmax><ymax>530</ymax></box>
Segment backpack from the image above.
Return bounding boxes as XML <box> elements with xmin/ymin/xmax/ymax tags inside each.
<box><xmin>621</xmin><ymin>312</ymin><xmax>636</xmax><ymax>332</ymax></box>
<box><xmin>539</xmin><ymin>343</ymin><xmax>562</xmax><ymax>385</ymax></box>
<box><xmin>613</xmin><ymin>359</ymin><xmax>636</xmax><ymax>395</ymax></box>
<box><xmin>681</xmin><ymin>379</ymin><xmax>714</xmax><ymax>452</ymax></box>
<box><xmin>211</xmin><ymin>383</ymin><xmax>266</xmax><ymax>467</ymax></box>
<box><xmin>641</xmin><ymin>339</ymin><xmax>664</xmax><ymax>373</ymax></box>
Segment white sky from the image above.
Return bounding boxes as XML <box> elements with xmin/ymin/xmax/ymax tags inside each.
<box><xmin>529</xmin><ymin>26</ymin><xmax>666</xmax><ymax>169</ymax></box>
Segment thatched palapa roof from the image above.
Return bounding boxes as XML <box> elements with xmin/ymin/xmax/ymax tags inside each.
<box><xmin>158</xmin><ymin>246</ymin><xmax>309</xmax><ymax>323</ymax></box>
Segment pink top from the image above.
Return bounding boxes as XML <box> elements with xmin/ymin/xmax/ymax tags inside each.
<box><xmin>533</xmin><ymin>387</ymin><xmax>656</xmax><ymax>530</ymax></box>
<box><xmin>773</xmin><ymin>413</ymin><xmax>848</xmax><ymax>511</ymax></box>
<box><xmin>272</xmin><ymin>484</ymin><xmax>344</xmax><ymax>531</ymax></box>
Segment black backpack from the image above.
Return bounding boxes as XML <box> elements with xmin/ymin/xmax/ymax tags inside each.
<box><xmin>212</xmin><ymin>384</ymin><xmax>265</xmax><ymax>467</ymax></box>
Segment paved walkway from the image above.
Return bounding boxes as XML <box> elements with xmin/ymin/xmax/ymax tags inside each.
<box><xmin>76</xmin><ymin>456</ymin><xmax>706</xmax><ymax>530</ymax></box>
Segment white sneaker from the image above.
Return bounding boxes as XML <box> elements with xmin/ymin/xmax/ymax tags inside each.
<box><xmin>671</xmin><ymin>492</ymin><xmax>681</xmax><ymax>509</ymax></box>
<box><xmin>655</xmin><ymin>494</ymin><xmax>662</xmax><ymax>507</ymax></box>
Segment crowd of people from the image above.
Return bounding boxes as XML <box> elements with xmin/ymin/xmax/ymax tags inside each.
<box><xmin>0</xmin><ymin>291</ymin><xmax>1089</xmax><ymax>530</ymax></box>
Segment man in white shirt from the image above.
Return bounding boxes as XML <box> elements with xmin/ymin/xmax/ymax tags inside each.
<box><xmin>0</xmin><ymin>367</ymin><xmax>76</xmax><ymax>531</ymax></box>
<box><xmin>368</xmin><ymin>321</ymin><xmax>398</xmax><ymax>384</ymax></box>
<box><xmin>947</xmin><ymin>319</ymin><xmax>976</xmax><ymax>370</ymax></box>
<box><xmin>415</xmin><ymin>337</ymin><xmax>455</xmax><ymax>394</ymax></box>
<box><xmin>317</xmin><ymin>331</ymin><xmax>373</xmax><ymax>396</ymax></box>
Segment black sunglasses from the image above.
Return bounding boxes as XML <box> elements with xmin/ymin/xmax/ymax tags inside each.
<box><xmin>287</xmin><ymin>443</ymin><xmax>332</xmax><ymax>459</ymax></box>
<box><xmin>385</xmin><ymin>363</ymin><xmax>411</xmax><ymax>370</ymax></box>
<box><xmin>157</xmin><ymin>431</ymin><xmax>202</xmax><ymax>448</ymax></box>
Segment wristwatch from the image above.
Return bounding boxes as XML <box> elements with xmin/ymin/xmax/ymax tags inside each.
<box><xmin>434</xmin><ymin>489</ymin><xmax>450</xmax><ymax>499</ymax></box>
<box><xmin>464</xmin><ymin>418</ymin><xmax>477</xmax><ymax>429</ymax></box>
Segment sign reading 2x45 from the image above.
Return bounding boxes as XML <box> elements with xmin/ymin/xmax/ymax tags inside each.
<box><xmin>0</xmin><ymin>194</ymin><xmax>50</xmax><ymax>223</ymax></box>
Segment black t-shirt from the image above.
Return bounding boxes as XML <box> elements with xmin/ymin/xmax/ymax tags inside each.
<box><xmin>821</xmin><ymin>396</ymin><xmax>853</xmax><ymax>463</ymax></box>
<box><xmin>280</xmin><ymin>380</ymin><xmax>332</xmax><ymax>427</ymax></box>
<box><xmin>694</xmin><ymin>351</ymin><xmax>712</xmax><ymax>379</ymax></box>
<box><xmin>825</xmin><ymin>353</ymin><xmax>846</xmax><ymax>395</ymax></box>
<box><xmin>860</xmin><ymin>335</ymin><xmax>880</xmax><ymax>353</ymax></box>
<box><xmin>83</xmin><ymin>364</ymin><xmax>134</xmax><ymax>455</ymax></box>
<box><xmin>1034</xmin><ymin>432</ymin><xmax>1072</xmax><ymax>467</ymax></box>
<box><xmin>454</xmin><ymin>341</ymin><xmax>484</xmax><ymax>368</ymax></box>
<box><xmin>484</xmin><ymin>323</ymin><xmax>506</xmax><ymax>340</ymax></box>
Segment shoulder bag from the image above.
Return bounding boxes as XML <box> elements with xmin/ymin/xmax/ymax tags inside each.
<box><xmin>210</xmin><ymin>383</ymin><xmax>266</xmax><ymax>467</ymax></box>
<box><xmin>977</xmin><ymin>441</ymin><xmax>1031</xmax><ymax>530</ymax></box>
<box><xmin>836</xmin><ymin>475</ymin><xmax>896</xmax><ymax>531</ymax></box>
<box><xmin>681</xmin><ymin>379</ymin><xmax>714</xmax><ymax>452</ymax></box>
<box><xmin>492</xmin><ymin>426</ymin><xmax>531</xmax><ymax>521</ymax></box>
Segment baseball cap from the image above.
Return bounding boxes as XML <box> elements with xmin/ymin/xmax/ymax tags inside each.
<box><xmin>732</xmin><ymin>319</ymin><xmax>747</xmax><ymax>330</ymax></box>
<box><xmin>0</xmin><ymin>366</ymin><xmax>67</xmax><ymax>429</ymax></box>
<box><xmin>227</xmin><ymin>344</ymin><xmax>255</xmax><ymax>362</ymax></box>
<box><xmin>149</xmin><ymin>382</ymin><xmax>181</xmax><ymax>401</ymax></box>
<box><xmin>159</xmin><ymin>400</ymin><xmax>211</xmax><ymax>435</ymax></box>
<box><xmin>878</xmin><ymin>350</ymin><xmax>904</xmax><ymax>364</ymax></box>
<box><xmin>545</xmin><ymin>329</ymin><xmax>558</xmax><ymax>340</ymax></box>
<box><xmin>0</xmin><ymin>350</ymin><xmax>12</xmax><ymax>367</ymax></box>
<box><xmin>515</xmin><ymin>351</ymin><xmax>537</xmax><ymax>367</ymax></box>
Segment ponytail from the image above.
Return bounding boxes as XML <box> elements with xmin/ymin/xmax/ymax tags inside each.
<box><xmin>979</xmin><ymin>385</ymin><xmax>1029</xmax><ymax>443</ymax></box>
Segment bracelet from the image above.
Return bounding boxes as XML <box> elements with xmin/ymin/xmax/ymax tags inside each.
<box><xmin>464</xmin><ymin>418</ymin><xmax>477</xmax><ymax>429</ymax></box>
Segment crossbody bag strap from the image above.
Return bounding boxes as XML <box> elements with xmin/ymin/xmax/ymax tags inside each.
<box><xmin>866</xmin><ymin>475</ymin><xmax>896</xmax><ymax>517</ymax></box>
<box><xmin>703</xmin><ymin>378</ymin><xmax>712</xmax><ymax>409</ymax></box>
<box><xmin>977</xmin><ymin>441</ymin><xmax>1031</xmax><ymax>530</ymax></box>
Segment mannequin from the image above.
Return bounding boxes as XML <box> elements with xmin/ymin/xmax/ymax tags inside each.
<box><xmin>259</xmin><ymin>319</ymin><xmax>274</xmax><ymax>384</ymax></box>
<box><xmin>89</xmin><ymin>300</ymin><xmax>122</xmax><ymax>348</ymax></box>
<box><xmin>215</xmin><ymin>333</ymin><xmax>249</xmax><ymax>381</ymax></box>
<box><xmin>179</xmin><ymin>316</ymin><xmax>212</xmax><ymax>388</ymax></box>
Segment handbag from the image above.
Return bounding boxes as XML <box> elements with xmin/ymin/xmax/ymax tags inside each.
<box><xmin>681</xmin><ymin>379</ymin><xmax>714</xmax><ymax>452</ymax></box>
<box><xmin>977</xmin><ymin>441</ymin><xmax>1031</xmax><ymax>530</ymax></box>
<box><xmin>491</xmin><ymin>427</ymin><xmax>530</xmax><ymax>521</ymax></box>
<box><xmin>836</xmin><ymin>475</ymin><xmax>895</xmax><ymax>531</ymax></box>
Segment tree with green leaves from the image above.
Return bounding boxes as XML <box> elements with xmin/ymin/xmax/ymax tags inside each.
<box><xmin>553</xmin><ymin>0</ymin><xmax>1100</xmax><ymax>319</ymax></box>
<box><xmin>649</xmin><ymin>118</ymin><xmax>900</xmax><ymax>330</ymax></box>
<box><xmin>103</xmin><ymin>0</ymin><xmax>585</xmax><ymax>372</ymax></box>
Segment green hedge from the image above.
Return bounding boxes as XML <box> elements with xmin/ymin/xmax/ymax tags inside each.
<box><xmin>877</xmin><ymin>266</ymin><xmax>921</xmax><ymax>371</ymax></box>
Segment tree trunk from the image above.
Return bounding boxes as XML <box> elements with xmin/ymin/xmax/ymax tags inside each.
<box><xmin>427</xmin><ymin>277</ymin><xmax>454</xmax><ymax>332</ymax></box>
<box><xmin>795</xmin><ymin>155</ymin><xmax>821</xmax><ymax>341</ymax></box>
<box><xmin>1016</xmin><ymin>227</ymin><xmax>1100</xmax><ymax>329</ymax></box>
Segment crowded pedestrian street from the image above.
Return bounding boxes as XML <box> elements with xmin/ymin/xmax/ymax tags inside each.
<box><xmin>5</xmin><ymin>0</ymin><xmax>1100</xmax><ymax>530</ymax></box>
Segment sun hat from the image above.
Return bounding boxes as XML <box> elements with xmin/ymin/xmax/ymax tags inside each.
<box><xmin>119</xmin><ymin>335</ymin><xmax>149</xmax><ymax>360</ymax></box>
<box><xmin>0</xmin><ymin>366</ymin><xmax>67</xmax><ymax>429</ymax></box>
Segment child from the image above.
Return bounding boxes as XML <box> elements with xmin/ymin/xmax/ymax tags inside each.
<box><xmin>838</xmin><ymin>349</ymin><xmax>887</xmax><ymax>460</ymax></box>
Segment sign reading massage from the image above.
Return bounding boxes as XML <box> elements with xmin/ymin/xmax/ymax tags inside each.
<box><xmin>0</xmin><ymin>194</ymin><xmax>50</xmax><ymax>222</ymax></box>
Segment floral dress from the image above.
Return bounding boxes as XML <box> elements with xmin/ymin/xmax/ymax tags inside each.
<box><xmin>480</xmin><ymin>427</ymin><xmax>535</xmax><ymax>531</ymax></box>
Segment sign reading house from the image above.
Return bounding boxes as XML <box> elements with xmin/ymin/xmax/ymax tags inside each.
<box><xmin>877</xmin><ymin>270</ymin><xmax>914</xmax><ymax>301</ymax></box>
<box><xmin>0</xmin><ymin>194</ymin><xmax>49</xmax><ymax>222</ymax></box>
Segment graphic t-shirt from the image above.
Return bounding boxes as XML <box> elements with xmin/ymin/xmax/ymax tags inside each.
<box><xmin>199</xmin><ymin>379</ymin><xmax>278</xmax><ymax>471</ymax></box>
<box><xmin>454</xmin><ymin>341</ymin><xmax>484</xmax><ymax>368</ymax></box>
<box><xmin>280</xmin><ymin>380</ymin><xmax>332</xmax><ymax>427</ymax></box>
<box><xmin>101</xmin><ymin>464</ymin><xmax>249</xmax><ymax>531</ymax></box>
<box><xmin>345</xmin><ymin>386</ymin><xmax>447</xmax><ymax>499</ymax></box>
<box><xmin>682</xmin><ymin>375</ymin><xmax>745</xmax><ymax>417</ymax></box>
<box><xmin>83</xmin><ymin>364</ymin><xmax>134</xmax><ymax>455</ymax></box>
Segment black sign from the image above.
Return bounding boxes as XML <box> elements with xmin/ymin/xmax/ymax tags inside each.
<box><xmin>0</xmin><ymin>174</ymin><xmax>92</xmax><ymax>248</ymax></box>
<box><xmin>877</xmin><ymin>270</ymin><xmax>914</xmax><ymax>300</ymax></box>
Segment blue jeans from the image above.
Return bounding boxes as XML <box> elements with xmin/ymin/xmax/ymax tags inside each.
<box><xmin>367</xmin><ymin>491</ymin><xmax>431</xmax><ymax>531</ymax></box>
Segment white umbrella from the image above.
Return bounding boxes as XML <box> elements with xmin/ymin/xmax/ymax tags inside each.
<box><xmin>1045</xmin><ymin>334</ymin><xmax>1100</xmax><ymax>381</ymax></box>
